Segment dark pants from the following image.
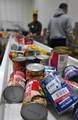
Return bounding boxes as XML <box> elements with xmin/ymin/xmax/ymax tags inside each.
<box><xmin>48</xmin><ymin>38</ymin><xmax>67</xmax><ymax>48</ymax></box>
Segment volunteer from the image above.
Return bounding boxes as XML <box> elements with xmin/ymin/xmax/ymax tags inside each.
<box><xmin>28</xmin><ymin>13</ymin><xmax>42</xmax><ymax>36</ymax></box>
<box><xmin>47</xmin><ymin>3</ymin><xmax>74</xmax><ymax>48</ymax></box>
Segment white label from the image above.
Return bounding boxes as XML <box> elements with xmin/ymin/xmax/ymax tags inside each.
<box><xmin>46</xmin><ymin>80</ymin><xmax>60</xmax><ymax>94</ymax></box>
<box><xmin>57</xmin><ymin>55</ymin><xmax>68</xmax><ymax>71</ymax></box>
<box><xmin>8</xmin><ymin>75</ymin><xmax>25</xmax><ymax>88</ymax></box>
<box><xmin>52</xmin><ymin>87</ymin><xmax>70</xmax><ymax>102</ymax></box>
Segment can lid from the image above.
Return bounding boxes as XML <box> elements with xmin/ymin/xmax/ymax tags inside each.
<box><xmin>12</xmin><ymin>56</ymin><xmax>27</xmax><ymax>62</ymax></box>
<box><xmin>26</xmin><ymin>56</ymin><xmax>36</xmax><ymax>60</ymax></box>
<box><xmin>53</xmin><ymin>46</ymin><xmax>69</xmax><ymax>54</ymax></box>
<box><xmin>26</xmin><ymin>63</ymin><xmax>44</xmax><ymax>72</ymax></box>
<box><xmin>36</xmin><ymin>55</ymin><xmax>49</xmax><ymax>60</ymax></box>
<box><xmin>3</xmin><ymin>86</ymin><xmax>24</xmax><ymax>103</ymax></box>
<box><xmin>21</xmin><ymin>103</ymin><xmax>48</xmax><ymax>120</ymax></box>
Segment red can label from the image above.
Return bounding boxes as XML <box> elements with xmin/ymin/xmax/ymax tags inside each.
<box><xmin>23</xmin><ymin>80</ymin><xmax>46</xmax><ymax>105</ymax></box>
<box><xmin>49</xmin><ymin>52</ymin><xmax>68</xmax><ymax>72</ymax></box>
<box><xmin>8</xmin><ymin>72</ymin><xmax>26</xmax><ymax>88</ymax></box>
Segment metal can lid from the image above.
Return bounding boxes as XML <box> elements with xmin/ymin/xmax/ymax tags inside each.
<box><xmin>26</xmin><ymin>56</ymin><xmax>36</xmax><ymax>61</ymax></box>
<box><xmin>26</xmin><ymin>63</ymin><xmax>44</xmax><ymax>72</ymax></box>
<box><xmin>21</xmin><ymin>103</ymin><xmax>48</xmax><ymax>120</ymax></box>
<box><xmin>36</xmin><ymin>54</ymin><xmax>49</xmax><ymax>60</ymax></box>
<box><xmin>53</xmin><ymin>46</ymin><xmax>69</xmax><ymax>54</ymax></box>
<box><xmin>3</xmin><ymin>86</ymin><xmax>24</xmax><ymax>103</ymax></box>
<box><xmin>12</xmin><ymin>56</ymin><xmax>27</xmax><ymax>62</ymax></box>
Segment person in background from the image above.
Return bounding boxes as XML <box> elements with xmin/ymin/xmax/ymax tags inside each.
<box><xmin>47</xmin><ymin>3</ymin><xmax>74</xmax><ymax>48</ymax></box>
<box><xmin>28</xmin><ymin>13</ymin><xmax>42</xmax><ymax>36</ymax></box>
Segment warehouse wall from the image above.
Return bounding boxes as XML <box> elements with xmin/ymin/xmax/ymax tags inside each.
<box><xmin>0</xmin><ymin>0</ymin><xmax>34</xmax><ymax>30</ymax></box>
<box><xmin>34</xmin><ymin>0</ymin><xmax>78</xmax><ymax>28</ymax></box>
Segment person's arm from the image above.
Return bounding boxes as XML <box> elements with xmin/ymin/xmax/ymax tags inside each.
<box><xmin>65</xmin><ymin>17</ymin><xmax>74</xmax><ymax>41</ymax></box>
<box><xmin>46</xmin><ymin>20</ymin><xmax>51</xmax><ymax>40</ymax></box>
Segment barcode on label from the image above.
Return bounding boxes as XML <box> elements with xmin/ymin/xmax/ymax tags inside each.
<box><xmin>59</xmin><ymin>56</ymin><xmax>65</xmax><ymax>62</ymax></box>
<box><xmin>52</xmin><ymin>87</ymin><xmax>70</xmax><ymax>102</ymax></box>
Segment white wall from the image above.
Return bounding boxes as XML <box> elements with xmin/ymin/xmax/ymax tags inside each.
<box><xmin>0</xmin><ymin>0</ymin><xmax>34</xmax><ymax>30</ymax></box>
<box><xmin>0</xmin><ymin>0</ymin><xmax>78</xmax><ymax>30</ymax></box>
<box><xmin>34</xmin><ymin>0</ymin><xmax>78</xmax><ymax>28</ymax></box>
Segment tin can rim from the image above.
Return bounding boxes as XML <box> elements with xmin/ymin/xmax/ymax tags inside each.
<box><xmin>36</xmin><ymin>54</ymin><xmax>49</xmax><ymax>60</ymax></box>
<box><xmin>26</xmin><ymin>63</ymin><xmax>44</xmax><ymax>72</ymax></box>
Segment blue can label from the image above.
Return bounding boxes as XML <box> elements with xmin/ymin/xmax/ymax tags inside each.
<box><xmin>42</xmin><ymin>75</ymin><xmax>78</xmax><ymax>114</ymax></box>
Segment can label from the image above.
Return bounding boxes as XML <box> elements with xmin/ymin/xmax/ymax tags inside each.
<box><xmin>42</xmin><ymin>75</ymin><xmax>78</xmax><ymax>114</ymax></box>
<box><xmin>23</xmin><ymin>79</ymin><xmax>47</xmax><ymax>106</ymax></box>
<box><xmin>8</xmin><ymin>72</ymin><xmax>26</xmax><ymax>89</ymax></box>
<box><xmin>36</xmin><ymin>55</ymin><xmax>49</xmax><ymax>65</ymax></box>
<box><xmin>64</xmin><ymin>79</ymin><xmax>78</xmax><ymax>94</ymax></box>
<box><xmin>13</xmin><ymin>62</ymin><xmax>26</xmax><ymax>72</ymax></box>
<box><xmin>49</xmin><ymin>52</ymin><xmax>68</xmax><ymax>72</ymax></box>
<box><xmin>26</xmin><ymin>70</ymin><xmax>44</xmax><ymax>80</ymax></box>
<box><xmin>63</xmin><ymin>66</ymin><xmax>78</xmax><ymax>80</ymax></box>
<box><xmin>44</xmin><ymin>66</ymin><xmax>56</xmax><ymax>77</ymax></box>
<box><xmin>57</xmin><ymin>54</ymin><xmax>68</xmax><ymax>71</ymax></box>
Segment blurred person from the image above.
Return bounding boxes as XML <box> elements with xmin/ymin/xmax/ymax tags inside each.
<box><xmin>28</xmin><ymin>13</ymin><xmax>42</xmax><ymax>36</ymax></box>
<box><xmin>47</xmin><ymin>3</ymin><xmax>74</xmax><ymax>48</ymax></box>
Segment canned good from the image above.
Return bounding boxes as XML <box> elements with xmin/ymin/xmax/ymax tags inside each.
<box><xmin>24</xmin><ymin>37</ymin><xmax>33</xmax><ymax>45</ymax></box>
<box><xmin>49</xmin><ymin>46</ymin><xmax>69</xmax><ymax>73</ymax></box>
<box><xmin>24</xmin><ymin>48</ymin><xmax>35</xmax><ymax>57</ymax></box>
<box><xmin>26</xmin><ymin>63</ymin><xmax>44</xmax><ymax>80</ymax></box>
<box><xmin>9</xmin><ymin>50</ymin><xmax>17</xmax><ymax>60</ymax></box>
<box><xmin>74</xmin><ymin>102</ymin><xmax>78</xmax><ymax>120</ymax></box>
<box><xmin>21</xmin><ymin>103</ymin><xmax>48</xmax><ymax>120</ymax></box>
<box><xmin>64</xmin><ymin>79</ymin><xmax>78</xmax><ymax>94</ymax></box>
<box><xmin>36</xmin><ymin>54</ymin><xmax>49</xmax><ymax>65</ymax></box>
<box><xmin>44</xmin><ymin>66</ymin><xmax>56</xmax><ymax>77</ymax></box>
<box><xmin>42</xmin><ymin>75</ymin><xmax>78</xmax><ymax>114</ymax></box>
<box><xmin>11</xmin><ymin>44</ymin><xmax>17</xmax><ymax>50</ymax></box>
<box><xmin>3</xmin><ymin>71</ymin><xmax>26</xmax><ymax>103</ymax></box>
<box><xmin>23</xmin><ymin>79</ymin><xmax>47</xmax><ymax>106</ymax></box>
<box><xmin>12</xmin><ymin>56</ymin><xmax>27</xmax><ymax>72</ymax></box>
<box><xmin>26</xmin><ymin>56</ymin><xmax>36</xmax><ymax>65</ymax></box>
<box><xmin>62</xmin><ymin>65</ymin><xmax>78</xmax><ymax>82</ymax></box>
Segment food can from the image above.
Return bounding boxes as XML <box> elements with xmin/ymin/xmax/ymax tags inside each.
<box><xmin>36</xmin><ymin>54</ymin><xmax>49</xmax><ymax>65</ymax></box>
<box><xmin>21</xmin><ymin>103</ymin><xmax>48</xmax><ymax>120</ymax></box>
<box><xmin>44</xmin><ymin>66</ymin><xmax>56</xmax><ymax>77</ymax></box>
<box><xmin>62</xmin><ymin>65</ymin><xmax>78</xmax><ymax>82</ymax></box>
<box><xmin>3</xmin><ymin>71</ymin><xmax>26</xmax><ymax>103</ymax></box>
<box><xmin>26</xmin><ymin>63</ymin><xmax>44</xmax><ymax>80</ymax></box>
<box><xmin>9</xmin><ymin>51</ymin><xmax>17</xmax><ymax>60</ymax></box>
<box><xmin>49</xmin><ymin>46</ymin><xmax>69</xmax><ymax>73</ymax></box>
<box><xmin>64</xmin><ymin>79</ymin><xmax>78</xmax><ymax>94</ymax></box>
<box><xmin>74</xmin><ymin>102</ymin><xmax>78</xmax><ymax>120</ymax></box>
<box><xmin>12</xmin><ymin>56</ymin><xmax>27</xmax><ymax>72</ymax></box>
<box><xmin>41</xmin><ymin>75</ymin><xmax>78</xmax><ymax>114</ymax></box>
<box><xmin>24</xmin><ymin>48</ymin><xmax>35</xmax><ymax>57</ymax></box>
<box><xmin>23</xmin><ymin>79</ymin><xmax>47</xmax><ymax>106</ymax></box>
<box><xmin>11</xmin><ymin>44</ymin><xmax>17</xmax><ymax>50</ymax></box>
<box><xmin>26</xmin><ymin>56</ymin><xmax>36</xmax><ymax>66</ymax></box>
<box><xmin>24</xmin><ymin>37</ymin><xmax>33</xmax><ymax>45</ymax></box>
